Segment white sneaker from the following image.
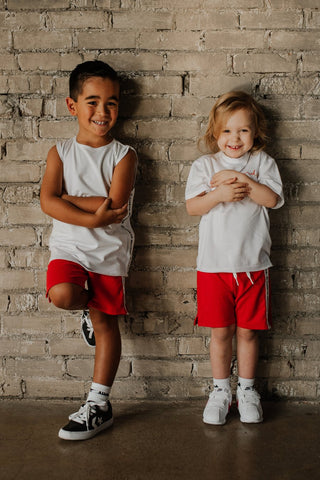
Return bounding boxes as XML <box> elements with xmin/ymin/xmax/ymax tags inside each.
<box><xmin>236</xmin><ymin>386</ymin><xmax>263</xmax><ymax>423</ymax></box>
<box><xmin>203</xmin><ymin>387</ymin><xmax>232</xmax><ymax>425</ymax></box>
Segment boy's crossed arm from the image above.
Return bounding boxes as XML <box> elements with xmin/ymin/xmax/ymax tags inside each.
<box><xmin>40</xmin><ymin>146</ymin><xmax>136</xmax><ymax>228</ymax></box>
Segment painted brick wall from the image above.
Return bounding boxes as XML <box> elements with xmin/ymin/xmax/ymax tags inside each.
<box><xmin>0</xmin><ymin>0</ymin><xmax>319</xmax><ymax>401</ymax></box>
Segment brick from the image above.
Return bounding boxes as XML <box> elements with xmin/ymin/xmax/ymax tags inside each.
<box><xmin>172</xmin><ymin>97</ymin><xmax>212</xmax><ymax>118</ymax></box>
<box><xmin>269</xmin><ymin>0</ymin><xmax>320</xmax><ymax>7</ymax></box>
<box><xmin>8</xmin><ymin>293</ymin><xmax>37</xmax><ymax>313</ymax></box>
<box><xmin>128</xmin><ymin>271</ymin><xmax>163</xmax><ymax>289</ymax></box>
<box><xmin>6</xmin><ymin>141</ymin><xmax>53</xmax><ymax>161</ymax></box>
<box><xmin>175</xmin><ymin>11</ymin><xmax>238</xmax><ymax>30</ymax></box>
<box><xmin>0</xmin><ymin>12</ymin><xmax>43</xmax><ymax>29</ymax></box>
<box><xmin>13</xmin><ymin>31</ymin><xmax>73</xmax><ymax>50</ymax></box>
<box><xmin>39</xmin><ymin>119</ymin><xmax>78</xmax><ymax>139</ymax></box>
<box><xmin>306</xmin><ymin>11</ymin><xmax>320</xmax><ymax>29</ymax></box>
<box><xmin>98</xmin><ymin>52</ymin><xmax>164</xmax><ymax>72</ymax></box>
<box><xmin>207</xmin><ymin>31</ymin><xmax>265</xmax><ymax>50</ymax></box>
<box><xmin>48</xmin><ymin>11</ymin><xmax>108</xmax><ymax>29</ymax></box>
<box><xmin>6</xmin><ymin>358</ymin><xmax>64</xmax><ymax>378</ymax></box>
<box><xmin>140</xmin><ymin>0</ymin><xmax>202</xmax><ymax>7</ymax></box>
<box><xmin>0</xmin><ymin>338</ymin><xmax>45</xmax><ymax>356</ymax></box>
<box><xmin>0</xmin><ymin>227</ymin><xmax>37</xmax><ymax>247</ymax></box>
<box><xmin>19</xmin><ymin>99</ymin><xmax>43</xmax><ymax>117</ymax></box>
<box><xmin>137</xmin><ymin>119</ymin><xmax>199</xmax><ymax>140</ymax></box>
<box><xmin>132</xmin><ymin>291</ymin><xmax>195</xmax><ymax>313</ymax></box>
<box><xmin>132</xmin><ymin>359</ymin><xmax>192</xmax><ymax>377</ymax></box>
<box><xmin>24</xmin><ymin>378</ymin><xmax>85</xmax><ymax>399</ymax></box>
<box><xmin>122</xmin><ymin>337</ymin><xmax>177</xmax><ymax>357</ymax></box>
<box><xmin>7</xmin><ymin>205</ymin><xmax>49</xmax><ymax>225</ymax></box>
<box><xmin>276</xmin><ymin>120</ymin><xmax>320</xmax><ymax>140</ymax></box>
<box><xmin>137</xmin><ymin>206</ymin><xmax>198</xmax><ymax>228</ymax></box>
<box><xmin>189</xmin><ymin>74</ymin><xmax>255</xmax><ymax>97</ymax></box>
<box><xmin>271</xmin><ymin>31</ymin><xmax>320</xmax><ymax>50</ymax></box>
<box><xmin>0</xmin><ymin>54</ymin><xmax>18</xmax><ymax>71</ymax></box>
<box><xmin>303</xmin><ymin>54</ymin><xmax>320</xmax><ymax>72</ymax></box>
<box><xmin>77</xmin><ymin>30</ymin><xmax>136</xmax><ymax>50</ymax></box>
<box><xmin>49</xmin><ymin>338</ymin><xmax>94</xmax><ymax>356</ymax></box>
<box><xmin>18</xmin><ymin>53</ymin><xmax>60</xmax><ymax>72</ymax></box>
<box><xmin>240</xmin><ymin>11</ymin><xmax>303</xmax><ymax>29</ymax></box>
<box><xmin>166</xmin><ymin>53</ymin><xmax>227</xmax><ymax>73</ymax></box>
<box><xmin>260</xmin><ymin>76</ymin><xmax>320</xmax><ymax>96</ymax></box>
<box><xmin>269</xmin><ymin>380</ymin><xmax>317</xmax><ymax>399</ymax></box>
<box><xmin>234</xmin><ymin>54</ymin><xmax>297</xmax><ymax>73</ymax></box>
<box><xmin>124</xmin><ymin>75</ymin><xmax>182</xmax><ymax>95</ymax></box>
<box><xmin>120</xmin><ymin>97</ymin><xmax>171</xmax><ymax>118</ymax></box>
<box><xmin>10</xmin><ymin>249</ymin><xmax>50</xmax><ymax>269</ymax></box>
<box><xmin>139</xmin><ymin>32</ymin><xmax>202</xmax><ymax>51</ymax></box>
<box><xmin>166</xmin><ymin>271</ymin><xmax>196</xmax><ymax>289</ymax></box>
<box><xmin>203</xmin><ymin>0</ymin><xmax>263</xmax><ymax>6</ymax></box>
<box><xmin>178</xmin><ymin>337</ymin><xmax>207</xmax><ymax>355</ymax></box>
<box><xmin>113</xmin><ymin>12</ymin><xmax>174</xmax><ymax>30</ymax></box>
<box><xmin>8</xmin><ymin>0</ymin><xmax>68</xmax><ymax>8</ymax></box>
<box><xmin>0</xmin><ymin>271</ymin><xmax>35</xmax><ymax>290</ymax></box>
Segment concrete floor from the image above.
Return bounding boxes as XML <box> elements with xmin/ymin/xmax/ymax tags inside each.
<box><xmin>0</xmin><ymin>400</ymin><xmax>319</xmax><ymax>480</ymax></box>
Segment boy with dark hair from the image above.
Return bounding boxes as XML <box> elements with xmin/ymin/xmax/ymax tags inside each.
<box><xmin>40</xmin><ymin>60</ymin><xmax>137</xmax><ymax>440</ymax></box>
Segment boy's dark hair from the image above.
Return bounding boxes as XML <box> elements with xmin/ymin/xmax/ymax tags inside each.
<box><xmin>69</xmin><ymin>60</ymin><xmax>119</xmax><ymax>101</ymax></box>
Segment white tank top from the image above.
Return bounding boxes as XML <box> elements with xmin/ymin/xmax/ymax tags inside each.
<box><xmin>49</xmin><ymin>137</ymin><xmax>136</xmax><ymax>276</ymax></box>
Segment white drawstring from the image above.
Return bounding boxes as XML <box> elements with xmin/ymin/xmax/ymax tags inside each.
<box><xmin>233</xmin><ymin>273</ymin><xmax>239</xmax><ymax>286</ymax></box>
<box><xmin>246</xmin><ymin>272</ymin><xmax>254</xmax><ymax>285</ymax></box>
<box><xmin>233</xmin><ymin>272</ymin><xmax>254</xmax><ymax>286</ymax></box>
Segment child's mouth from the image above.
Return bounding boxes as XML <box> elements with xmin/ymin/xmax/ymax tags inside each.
<box><xmin>93</xmin><ymin>120</ymin><xmax>107</xmax><ymax>126</ymax></box>
<box><xmin>228</xmin><ymin>145</ymin><xmax>242</xmax><ymax>150</ymax></box>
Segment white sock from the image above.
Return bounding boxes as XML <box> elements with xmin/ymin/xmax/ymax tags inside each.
<box><xmin>238</xmin><ymin>377</ymin><xmax>255</xmax><ymax>389</ymax></box>
<box><xmin>87</xmin><ymin>382</ymin><xmax>111</xmax><ymax>405</ymax></box>
<box><xmin>213</xmin><ymin>378</ymin><xmax>231</xmax><ymax>391</ymax></box>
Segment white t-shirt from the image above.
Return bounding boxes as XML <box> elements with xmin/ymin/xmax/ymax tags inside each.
<box><xmin>185</xmin><ymin>150</ymin><xmax>284</xmax><ymax>273</ymax></box>
<box><xmin>49</xmin><ymin>137</ymin><xmax>136</xmax><ymax>276</ymax></box>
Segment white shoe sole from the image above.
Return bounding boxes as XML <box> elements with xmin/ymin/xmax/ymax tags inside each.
<box><xmin>58</xmin><ymin>418</ymin><xmax>113</xmax><ymax>441</ymax></box>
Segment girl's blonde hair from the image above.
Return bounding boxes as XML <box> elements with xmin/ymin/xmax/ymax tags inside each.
<box><xmin>200</xmin><ymin>91</ymin><xmax>268</xmax><ymax>154</ymax></box>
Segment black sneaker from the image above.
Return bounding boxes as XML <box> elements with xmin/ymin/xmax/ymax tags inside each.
<box><xmin>58</xmin><ymin>401</ymin><xmax>113</xmax><ymax>441</ymax></box>
<box><xmin>81</xmin><ymin>311</ymin><xmax>95</xmax><ymax>347</ymax></box>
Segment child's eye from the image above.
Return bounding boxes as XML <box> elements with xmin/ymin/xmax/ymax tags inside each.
<box><xmin>107</xmin><ymin>102</ymin><xmax>118</xmax><ymax>108</ymax></box>
<box><xmin>88</xmin><ymin>101</ymin><xmax>97</xmax><ymax>106</ymax></box>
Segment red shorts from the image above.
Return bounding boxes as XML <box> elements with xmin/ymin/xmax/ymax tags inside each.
<box><xmin>46</xmin><ymin>259</ymin><xmax>127</xmax><ymax>316</ymax></box>
<box><xmin>196</xmin><ymin>270</ymin><xmax>271</xmax><ymax>330</ymax></box>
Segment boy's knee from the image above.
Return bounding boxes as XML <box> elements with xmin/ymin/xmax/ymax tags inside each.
<box><xmin>48</xmin><ymin>283</ymin><xmax>81</xmax><ymax>310</ymax></box>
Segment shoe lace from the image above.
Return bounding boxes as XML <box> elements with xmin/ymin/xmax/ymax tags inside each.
<box><xmin>240</xmin><ymin>387</ymin><xmax>260</xmax><ymax>404</ymax></box>
<box><xmin>83</xmin><ymin>312</ymin><xmax>94</xmax><ymax>340</ymax></box>
<box><xmin>209</xmin><ymin>388</ymin><xmax>230</xmax><ymax>407</ymax></box>
<box><xmin>69</xmin><ymin>402</ymin><xmax>96</xmax><ymax>426</ymax></box>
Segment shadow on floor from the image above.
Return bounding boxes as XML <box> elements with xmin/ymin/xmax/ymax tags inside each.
<box><xmin>0</xmin><ymin>400</ymin><xmax>319</xmax><ymax>480</ymax></box>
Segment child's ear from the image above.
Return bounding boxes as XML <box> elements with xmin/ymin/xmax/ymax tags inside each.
<box><xmin>66</xmin><ymin>97</ymin><xmax>78</xmax><ymax>116</ymax></box>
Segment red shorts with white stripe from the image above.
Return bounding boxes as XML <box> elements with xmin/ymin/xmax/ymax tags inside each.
<box><xmin>46</xmin><ymin>259</ymin><xmax>127</xmax><ymax>316</ymax></box>
<box><xmin>196</xmin><ymin>269</ymin><xmax>271</xmax><ymax>330</ymax></box>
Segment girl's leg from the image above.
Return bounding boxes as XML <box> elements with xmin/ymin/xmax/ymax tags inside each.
<box><xmin>48</xmin><ymin>282</ymin><xmax>89</xmax><ymax>311</ymax></box>
<box><xmin>203</xmin><ymin>325</ymin><xmax>235</xmax><ymax>426</ymax></box>
<box><xmin>236</xmin><ymin>327</ymin><xmax>263</xmax><ymax>423</ymax></box>
<box><xmin>236</xmin><ymin>327</ymin><xmax>259</xmax><ymax>379</ymax></box>
<box><xmin>210</xmin><ymin>325</ymin><xmax>236</xmax><ymax>379</ymax></box>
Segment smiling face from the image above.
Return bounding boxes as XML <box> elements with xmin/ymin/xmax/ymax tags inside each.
<box><xmin>66</xmin><ymin>76</ymin><xmax>120</xmax><ymax>147</ymax></box>
<box><xmin>216</xmin><ymin>108</ymin><xmax>256</xmax><ymax>159</ymax></box>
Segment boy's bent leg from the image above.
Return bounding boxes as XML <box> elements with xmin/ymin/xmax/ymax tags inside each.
<box><xmin>48</xmin><ymin>283</ymin><xmax>89</xmax><ymax>310</ymax></box>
